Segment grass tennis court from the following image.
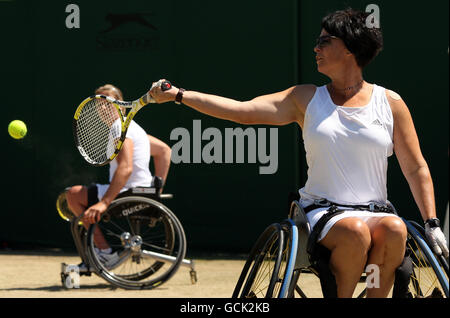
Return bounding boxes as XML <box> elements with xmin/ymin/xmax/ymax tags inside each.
<box><xmin>0</xmin><ymin>250</ymin><xmax>370</xmax><ymax>298</ymax></box>
<box><xmin>0</xmin><ymin>251</ymin><xmax>246</xmax><ymax>298</ymax></box>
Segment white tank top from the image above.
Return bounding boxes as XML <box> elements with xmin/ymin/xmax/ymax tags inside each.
<box><xmin>109</xmin><ymin>120</ymin><xmax>153</xmax><ymax>189</ymax></box>
<box><xmin>299</xmin><ymin>84</ymin><xmax>394</xmax><ymax>205</ymax></box>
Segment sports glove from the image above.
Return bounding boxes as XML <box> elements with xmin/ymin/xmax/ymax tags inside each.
<box><xmin>424</xmin><ymin>218</ymin><xmax>449</xmax><ymax>258</ymax></box>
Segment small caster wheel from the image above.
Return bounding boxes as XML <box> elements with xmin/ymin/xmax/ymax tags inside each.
<box><xmin>190</xmin><ymin>270</ymin><xmax>198</xmax><ymax>284</ymax></box>
<box><xmin>61</xmin><ymin>272</ymin><xmax>69</xmax><ymax>289</ymax></box>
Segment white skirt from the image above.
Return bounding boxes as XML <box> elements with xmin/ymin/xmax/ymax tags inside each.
<box><xmin>300</xmin><ymin>198</ymin><xmax>401</xmax><ymax>242</ymax></box>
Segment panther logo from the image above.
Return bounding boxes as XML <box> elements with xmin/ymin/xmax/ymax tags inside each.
<box><xmin>100</xmin><ymin>13</ymin><xmax>157</xmax><ymax>33</ymax></box>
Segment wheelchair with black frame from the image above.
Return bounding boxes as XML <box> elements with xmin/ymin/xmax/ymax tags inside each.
<box><xmin>233</xmin><ymin>197</ymin><xmax>449</xmax><ymax>298</ymax></box>
<box><xmin>56</xmin><ymin>177</ymin><xmax>197</xmax><ymax>289</ymax></box>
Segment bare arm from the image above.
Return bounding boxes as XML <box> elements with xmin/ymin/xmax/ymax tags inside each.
<box><xmin>148</xmin><ymin>134</ymin><xmax>171</xmax><ymax>186</ymax></box>
<box><xmin>102</xmin><ymin>138</ymin><xmax>134</xmax><ymax>205</ymax></box>
<box><xmin>388</xmin><ymin>90</ymin><xmax>436</xmax><ymax>222</ymax></box>
<box><xmin>83</xmin><ymin>138</ymin><xmax>133</xmax><ymax>223</ymax></box>
<box><xmin>150</xmin><ymin>82</ymin><xmax>316</xmax><ymax>128</ymax></box>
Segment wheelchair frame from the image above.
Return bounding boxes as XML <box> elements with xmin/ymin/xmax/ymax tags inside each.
<box><xmin>233</xmin><ymin>200</ymin><xmax>449</xmax><ymax>298</ymax></box>
<box><xmin>60</xmin><ymin>187</ymin><xmax>197</xmax><ymax>289</ymax></box>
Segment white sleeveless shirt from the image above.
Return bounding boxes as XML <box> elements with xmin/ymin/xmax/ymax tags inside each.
<box><xmin>109</xmin><ymin>120</ymin><xmax>153</xmax><ymax>189</ymax></box>
<box><xmin>299</xmin><ymin>84</ymin><xmax>394</xmax><ymax>205</ymax></box>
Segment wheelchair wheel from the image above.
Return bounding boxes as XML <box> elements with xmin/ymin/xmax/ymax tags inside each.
<box><xmin>404</xmin><ymin>220</ymin><xmax>449</xmax><ymax>298</ymax></box>
<box><xmin>86</xmin><ymin>196</ymin><xmax>187</xmax><ymax>289</ymax></box>
<box><xmin>278</xmin><ymin>221</ymin><xmax>332</xmax><ymax>299</ymax></box>
<box><xmin>233</xmin><ymin>223</ymin><xmax>291</xmax><ymax>298</ymax></box>
<box><xmin>408</xmin><ymin>220</ymin><xmax>449</xmax><ymax>275</ymax></box>
<box><xmin>277</xmin><ymin>220</ymin><xmax>298</xmax><ymax>298</ymax></box>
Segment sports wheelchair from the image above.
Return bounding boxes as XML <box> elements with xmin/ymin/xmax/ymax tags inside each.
<box><xmin>233</xmin><ymin>199</ymin><xmax>449</xmax><ymax>298</ymax></box>
<box><xmin>56</xmin><ymin>181</ymin><xmax>197</xmax><ymax>290</ymax></box>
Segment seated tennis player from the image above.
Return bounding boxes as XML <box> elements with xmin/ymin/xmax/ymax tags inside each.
<box><xmin>66</xmin><ymin>84</ymin><xmax>171</xmax><ymax>261</ymax></box>
<box><xmin>148</xmin><ymin>8</ymin><xmax>448</xmax><ymax>297</ymax></box>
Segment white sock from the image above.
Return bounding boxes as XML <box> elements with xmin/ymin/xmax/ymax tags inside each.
<box><xmin>95</xmin><ymin>247</ymin><xmax>112</xmax><ymax>254</ymax></box>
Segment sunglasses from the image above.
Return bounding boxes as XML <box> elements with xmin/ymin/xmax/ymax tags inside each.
<box><xmin>315</xmin><ymin>35</ymin><xmax>339</xmax><ymax>48</ymax></box>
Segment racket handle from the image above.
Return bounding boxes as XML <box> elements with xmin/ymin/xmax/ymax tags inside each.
<box><xmin>142</xmin><ymin>80</ymin><xmax>172</xmax><ymax>104</ymax></box>
<box><xmin>161</xmin><ymin>80</ymin><xmax>172</xmax><ymax>91</ymax></box>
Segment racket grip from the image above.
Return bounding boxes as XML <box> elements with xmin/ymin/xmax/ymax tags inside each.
<box><xmin>142</xmin><ymin>80</ymin><xmax>172</xmax><ymax>104</ymax></box>
<box><xmin>161</xmin><ymin>80</ymin><xmax>172</xmax><ymax>91</ymax></box>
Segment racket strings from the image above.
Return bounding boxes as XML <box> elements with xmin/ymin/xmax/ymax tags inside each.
<box><xmin>75</xmin><ymin>98</ymin><xmax>122</xmax><ymax>165</ymax></box>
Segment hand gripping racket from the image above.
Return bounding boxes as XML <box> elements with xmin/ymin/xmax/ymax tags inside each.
<box><xmin>73</xmin><ymin>80</ymin><xmax>172</xmax><ymax>166</ymax></box>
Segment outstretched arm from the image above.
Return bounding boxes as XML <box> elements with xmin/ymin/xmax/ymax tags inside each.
<box><xmin>149</xmin><ymin>82</ymin><xmax>315</xmax><ymax>128</ymax></box>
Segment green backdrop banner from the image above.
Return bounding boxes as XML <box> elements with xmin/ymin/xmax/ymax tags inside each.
<box><xmin>1</xmin><ymin>0</ymin><xmax>447</xmax><ymax>254</ymax></box>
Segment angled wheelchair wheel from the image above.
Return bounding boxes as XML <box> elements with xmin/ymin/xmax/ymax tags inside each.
<box><xmin>408</xmin><ymin>220</ymin><xmax>449</xmax><ymax>275</ymax></box>
<box><xmin>277</xmin><ymin>220</ymin><xmax>299</xmax><ymax>298</ymax></box>
<box><xmin>86</xmin><ymin>196</ymin><xmax>187</xmax><ymax>289</ymax></box>
<box><xmin>233</xmin><ymin>221</ymin><xmax>297</xmax><ymax>298</ymax></box>
<box><xmin>232</xmin><ymin>223</ymin><xmax>285</xmax><ymax>298</ymax></box>
<box><xmin>404</xmin><ymin>220</ymin><xmax>449</xmax><ymax>298</ymax></box>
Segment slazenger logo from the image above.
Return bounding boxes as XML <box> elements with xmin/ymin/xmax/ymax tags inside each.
<box><xmin>122</xmin><ymin>204</ymin><xmax>150</xmax><ymax>216</ymax></box>
<box><xmin>96</xmin><ymin>12</ymin><xmax>159</xmax><ymax>51</ymax></box>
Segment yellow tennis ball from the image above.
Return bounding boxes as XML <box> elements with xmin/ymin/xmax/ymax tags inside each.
<box><xmin>8</xmin><ymin>120</ymin><xmax>27</xmax><ymax>139</ymax></box>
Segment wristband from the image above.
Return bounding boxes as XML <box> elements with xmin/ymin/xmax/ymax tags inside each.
<box><xmin>425</xmin><ymin>218</ymin><xmax>440</xmax><ymax>228</ymax></box>
<box><xmin>175</xmin><ymin>88</ymin><xmax>185</xmax><ymax>105</ymax></box>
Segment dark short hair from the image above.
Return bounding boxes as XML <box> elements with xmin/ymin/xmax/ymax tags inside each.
<box><xmin>321</xmin><ymin>8</ymin><xmax>383</xmax><ymax>68</ymax></box>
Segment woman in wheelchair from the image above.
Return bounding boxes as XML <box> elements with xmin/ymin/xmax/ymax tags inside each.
<box><xmin>148</xmin><ymin>8</ymin><xmax>448</xmax><ymax>297</ymax></box>
<box><xmin>66</xmin><ymin>84</ymin><xmax>172</xmax><ymax>264</ymax></box>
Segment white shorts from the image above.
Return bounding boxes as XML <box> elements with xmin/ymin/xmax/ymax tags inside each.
<box><xmin>300</xmin><ymin>198</ymin><xmax>401</xmax><ymax>242</ymax></box>
<box><xmin>95</xmin><ymin>184</ymin><xmax>109</xmax><ymax>202</ymax></box>
<box><xmin>94</xmin><ymin>184</ymin><xmax>128</xmax><ymax>202</ymax></box>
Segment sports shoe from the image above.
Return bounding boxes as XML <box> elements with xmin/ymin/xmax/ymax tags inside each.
<box><xmin>95</xmin><ymin>248</ymin><xmax>120</xmax><ymax>269</ymax></box>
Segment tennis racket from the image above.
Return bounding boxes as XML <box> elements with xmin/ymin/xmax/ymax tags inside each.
<box><xmin>56</xmin><ymin>190</ymin><xmax>84</xmax><ymax>225</ymax></box>
<box><xmin>56</xmin><ymin>190</ymin><xmax>75</xmax><ymax>221</ymax></box>
<box><xmin>73</xmin><ymin>80</ymin><xmax>172</xmax><ymax>166</ymax></box>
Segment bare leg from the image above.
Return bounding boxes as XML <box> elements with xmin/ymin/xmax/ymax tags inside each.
<box><xmin>320</xmin><ymin>217</ymin><xmax>372</xmax><ymax>298</ymax></box>
<box><xmin>65</xmin><ymin>185</ymin><xmax>88</xmax><ymax>216</ymax></box>
<box><xmin>66</xmin><ymin>186</ymin><xmax>110</xmax><ymax>250</ymax></box>
<box><xmin>365</xmin><ymin>216</ymin><xmax>407</xmax><ymax>298</ymax></box>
